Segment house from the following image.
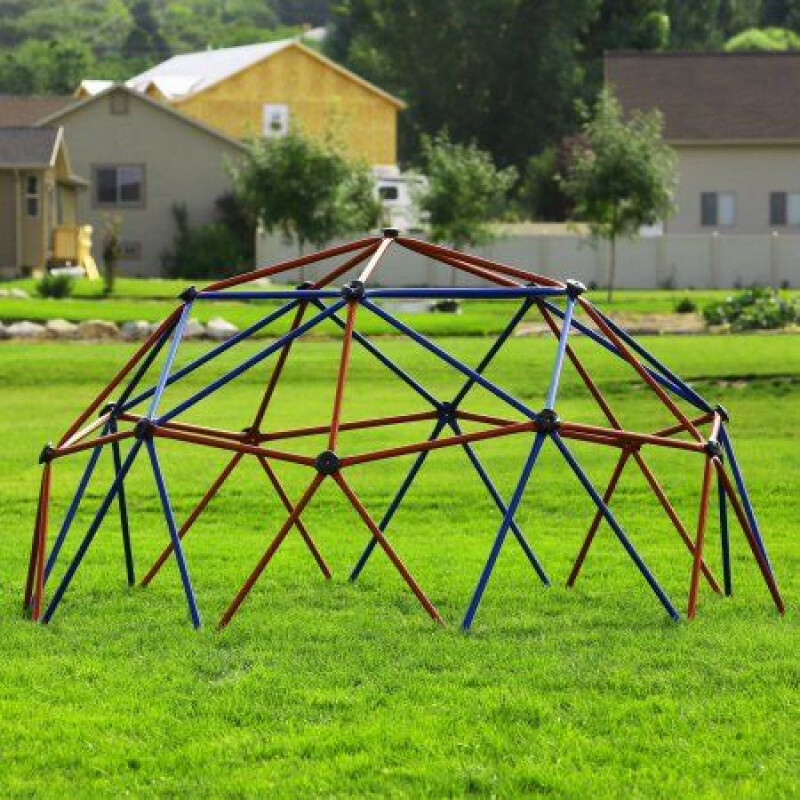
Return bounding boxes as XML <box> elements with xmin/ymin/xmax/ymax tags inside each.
<box><xmin>119</xmin><ymin>37</ymin><xmax>405</xmax><ymax>168</ymax></box>
<box><xmin>606</xmin><ymin>51</ymin><xmax>800</xmax><ymax>235</ymax></box>
<box><xmin>0</xmin><ymin>127</ymin><xmax>93</xmax><ymax>277</ymax></box>
<box><xmin>32</xmin><ymin>84</ymin><xmax>247</xmax><ymax>276</ymax></box>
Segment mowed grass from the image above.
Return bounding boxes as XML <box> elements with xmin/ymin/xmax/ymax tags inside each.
<box><xmin>0</xmin><ymin>331</ymin><xmax>798</xmax><ymax>797</ymax></box>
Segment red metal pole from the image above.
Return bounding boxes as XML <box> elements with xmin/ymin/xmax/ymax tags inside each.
<box><xmin>715</xmin><ymin>461</ymin><xmax>785</xmax><ymax>615</ymax></box>
<box><xmin>202</xmin><ymin>236</ymin><xmax>380</xmax><ymax>292</ymax></box>
<box><xmin>217</xmin><ymin>474</ymin><xmax>325</xmax><ymax>629</ymax></box>
<box><xmin>119</xmin><ymin>413</ymin><xmax>247</xmax><ymax>443</ymax></box>
<box><xmin>687</xmin><ymin>456</ymin><xmax>715</xmax><ymax>619</ymax></box>
<box><xmin>560</xmin><ymin>420</ymin><xmax>706</xmax><ymax>454</ymax></box>
<box><xmin>312</xmin><ymin>240</ymin><xmax>382</xmax><ymax>289</ymax></box>
<box><xmin>257</xmin><ymin>457</ymin><xmax>331</xmax><ymax>579</ymax></box>
<box><xmin>566</xmin><ymin>450</ymin><xmax>631</xmax><ymax>587</ymax></box>
<box><xmin>31</xmin><ymin>463</ymin><xmax>51</xmax><ymax>621</ymax></box>
<box><xmin>24</xmin><ymin>466</ymin><xmax>48</xmax><ymax>612</ymax></box>
<box><xmin>52</xmin><ymin>429</ymin><xmax>135</xmax><ymax>460</ymax></box>
<box><xmin>400</xmin><ymin>239</ymin><xmax>520</xmax><ymax>287</ymax></box>
<box><xmin>332</xmin><ymin>472</ymin><xmax>443</xmax><ymax>623</ymax></box>
<box><xmin>328</xmin><ymin>301</ymin><xmax>358</xmax><ymax>450</ymax></box>
<box><xmin>57</xmin><ymin>309</ymin><xmax>181</xmax><ymax>447</ymax></box>
<box><xmin>140</xmin><ymin>451</ymin><xmax>244</xmax><ymax>586</ymax></box>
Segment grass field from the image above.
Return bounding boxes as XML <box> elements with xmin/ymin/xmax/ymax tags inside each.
<box><xmin>3</xmin><ymin>276</ymin><xmax>799</xmax><ymax>335</ymax></box>
<box><xmin>0</xmin><ymin>328</ymin><xmax>797</xmax><ymax>797</ymax></box>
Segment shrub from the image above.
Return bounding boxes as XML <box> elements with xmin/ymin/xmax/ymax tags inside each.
<box><xmin>674</xmin><ymin>296</ymin><xmax>697</xmax><ymax>314</ymax></box>
<box><xmin>37</xmin><ymin>273</ymin><xmax>74</xmax><ymax>298</ymax></box>
<box><xmin>703</xmin><ymin>287</ymin><xmax>800</xmax><ymax>331</ymax></box>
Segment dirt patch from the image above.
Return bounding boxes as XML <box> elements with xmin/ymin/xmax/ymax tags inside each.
<box><xmin>517</xmin><ymin>312</ymin><xmax>706</xmax><ymax>337</ymax></box>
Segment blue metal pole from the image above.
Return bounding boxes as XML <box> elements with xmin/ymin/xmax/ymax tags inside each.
<box><xmin>718</xmin><ymin>473</ymin><xmax>732</xmax><ymax>596</ymax></box>
<box><xmin>145</xmin><ymin>438</ymin><xmax>201</xmax><ymax>628</ymax></box>
<box><xmin>544</xmin><ymin>297</ymin><xmax>576</xmax><ymax>410</ymax></box>
<box><xmin>550</xmin><ymin>432</ymin><xmax>680</xmax><ymax>621</ymax></box>
<box><xmin>199</xmin><ymin>289</ymin><xmax>342</xmax><ymax>300</ymax></box>
<box><xmin>120</xmin><ymin>301</ymin><xmax>298</xmax><ymax>413</ymax></box>
<box><xmin>44</xmin><ymin>425</ymin><xmax>110</xmax><ymax>582</ymax></box>
<box><xmin>109</xmin><ymin>419</ymin><xmax>134</xmax><ymax>586</ymax></box>
<box><xmin>312</xmin><ymin>299</ymin><xmax>441</xmax><ymax>409</ymax></box>
<box><xmin>593</xmin><ymin>306</ymin><xmax>713</xmax><ymax>412</ymax></box>
<box><xmin>462</xmin><ymin>432</ymin><xmax>547</xmax><ymax>630</ymax></box>
<box><xmin>349</xmin><ymin>418</ymin><xmax>448</xmax><ymax>581</ymax></box>
<box><xmin>350</xmin><ymin>300</ymin><xmax>535</xmax><ymax>581</ymax></box>
<box><xmin>146</xmin><ymin>300</ymin><xmax>193</xmax><ymax>419</ymax></box>
<box><xmin>364</xmin><ymin>287</ymin><xmax>567</xmax><ymax>299</ymax></box>
<box><xmin>42</xmin><ymin>439</ymin><xmax>144</xmax><ymax>624</ymax></box>
<box><xmin>362</xmin><ymin>299</ymin><xmax>538</xmax><ymax>420</ymax></box>
<box><xmin>450</xmin><ymin>419</ymin><xmax>549</xmax><ymax>586</ymax></box>
<box><xmin>719</xmin><ymin>427</ymin><xmax>773</xmax><ymax>572</ymax></box>
<box><xmin>156</xmin><ymin>300</ymin><xmax>346</xmax><ymax>425</ymax></box>
<box><xmin>115</xmin><ymin>320</ymin><xmax>177</xmax><ymax>410</ymax></box>
<box><xmin>542</xmin><ymin>300</ymin><xmax>703</xmax><ymax>408</ymax></box>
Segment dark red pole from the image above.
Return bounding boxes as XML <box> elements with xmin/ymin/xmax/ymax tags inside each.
<box><xmin>332</xmin><ymin>472</ymin><xmax>443</xmax><ymax>624</ymax></box>
<box><xmin>257</xmin><ymin>457</ymin><xmax>331</xmax><ymax>579</ymax></box>
<box><xmin>687</xmin><ymin>456</ymin><xmax>715</xmax><ymax>619</ymax></box>
<box><xmin>217</xmin><ymin>474</ymin><xmax>325</xmax><ymax>629</ymax></box>
<box><xmin>31</xmin><ymin>463</ymin><xmax>51</xmax><ymax>621</ymax></box>
<box><xmin>328</xmin><ymin>301</ymin><xmax>358</xmax><ymax>450</ymax></box>
<box><xmin>24</xmin><ymin>466</ymin><xmax>49</xmax><ymax>612</ymax></box>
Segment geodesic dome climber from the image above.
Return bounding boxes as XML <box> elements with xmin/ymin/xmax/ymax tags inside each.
<box><xmin>25</xmin><ymin>230</ymin><xmax>785</xmax><ymax>630</ymax></box>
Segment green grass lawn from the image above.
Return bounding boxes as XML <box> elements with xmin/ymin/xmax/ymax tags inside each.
<box><xmin>4</xmin><ymin>275</ymin><xmax>798</xmax><ymax>335</ymax></box>
<box><xmin>0</xmin><ymin>332</ymin><xmax>797</xmax><ymax>797</ymax></box>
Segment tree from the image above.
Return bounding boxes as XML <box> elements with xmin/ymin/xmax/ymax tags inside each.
<box><xmin>418</xmin><ymin>133</ymin><xmax>517</xmax><ymax>256</ymax></box>
<box><xmin>327</xmin><ymin>0</ymin><xmax>598</xmax><ymax>168</ymax></box>
<box><xmin>562</xmin><ymin>89</ymin><xmax>676</xmax><ymax>302</ymax></box>
<box><xmin>725</xmin><ymin>25</ymin><xmax>800</xmax><ymax>48</ymax></box>
<box><xmin>665</xmin><ymin>0</ymin><xmax>760</xmax><ymax>49</ymax></box>
<box><xmin>230</xmin><ymin>127</ymin><xmax>380</xmax><ymax>255</ymax></box>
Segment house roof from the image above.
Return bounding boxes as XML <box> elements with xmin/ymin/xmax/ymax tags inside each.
<box><xmin>605</xmin><ymin>51</ymin><xmax>800</xmax><ymax>142</ymax></box>
<box><xmin>126</xmin><ymin>38</ymin><xmax>406</xmax><ymax>108</ymax></box>
<box><xmin>0</xmin><ymin>127</ymin><xmax>62</xmax><ymax>167</ymax></box>
<box><xmin>37</xmin><ymin>84</ymin><xmax>248</xmax><ymax>152</ymax></box>
<box><xmin>0</xmin><ymin>95</ymin><xmax>74</xmax><ymax>126</ymax></box>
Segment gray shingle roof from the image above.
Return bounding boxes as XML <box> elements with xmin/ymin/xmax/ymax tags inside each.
<box><xmin>0</xmin><ymin>95</ymin><xmax>75</xmax><ymax>126</ymax></box>
<box><xmin>0</xmin><ymin>127</ymin><xmax>60</xmax><ymax>167</ymax></box>
<box><xmin>605</xmin><ymin>51</ymin><xmax>800</xmax><ymax>142</ymax></box>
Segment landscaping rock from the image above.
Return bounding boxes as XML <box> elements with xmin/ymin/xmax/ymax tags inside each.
<box><xmin>0</xmin><ymin>322</ymin><xmax>10</xmax><ymax>339</ymax></box>
<box><xmin>206</xmin><ymin>316</ymin><xmax>238</xmax><ymax>341</ymax></box>
<box><xmin>78</xmin><ymin>319</ymin><xmax>119</xmax><ymax>339</ymax></box>
<box><xmin>9</xmin><ymin>288</ymin><xmax>29</xmax><ymax>299</ymax></box>
<box><xmin>0</xmin><ymin>288</ymin><xmax>10</xmax><ymax>297</ymax></box>
<box><xmin>8</xmin><ymin>320</ymin><xmax>46</xmax><ymax>338</ymax></box>
<box><xmin>46</xmin><ymin>318</ymin><xmax>79</xmax><ymax>339</ymax></box>
<box><xmin>183</xmin><ymin>318</ymin><xmax>205</xmax><ymax>339</ymax></box>
<box><xmin>120</xmin><ymin>320</ymin><xmax>152</xmax><ymax>341</ymax></box>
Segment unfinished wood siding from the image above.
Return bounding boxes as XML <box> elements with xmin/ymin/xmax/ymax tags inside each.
<box><xmin>0</xmin><ymin>172</ymin><xmax>16</xmax><ymax>267</ymax></box>
<box><xmin>175</xmin><ymin>45</ymin><xmax>398</xmax><ymax>165</ymax></box>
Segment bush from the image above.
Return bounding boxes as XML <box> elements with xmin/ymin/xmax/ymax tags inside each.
<box><xmin>37</xmin><ymin>273</ymin><xmax>74</xmax><ymax>298</ymax></box>
<box><xmin>674</xmin><ymin>296</ymin><xmax>697</xmax><ymax>314</ymax></box>
<box><xmin>703</xmin><ymin>287</ymin><xmax>800</xmax><ymax>331</ymax></box>
<box><xmin>162</xmin><ymin>204</ymin><xmax>251</xmax><ymax>279</ymax></box>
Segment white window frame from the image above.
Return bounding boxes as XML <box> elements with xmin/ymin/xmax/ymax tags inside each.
<box><xmin>262</xmin><ymin>103</ymin><xmax>290</xmax><ymax>138</ymax></box>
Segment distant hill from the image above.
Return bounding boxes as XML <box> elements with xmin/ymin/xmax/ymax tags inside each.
<box><xmin>0</xmin><ymin>0</ymin><xmax>331</xmax><ymax>94</ymax></box>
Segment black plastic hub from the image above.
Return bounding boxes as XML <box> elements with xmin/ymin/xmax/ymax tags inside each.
<box><xmin>714</xmin><ymin>403</ymin><xmax>730</xmax><ymax>423</ymax></box>
<box><xmin>38</xmin><ymin>442</ymin><xmax>55</xmax><ymax>464</ymax></box>
<box><xmin>383</xmin><ymin>227</ymin><xmax>400</xmax><ymax>238</ymax></box>
<box><xmin>135</xmin><ymin>418</ymin><xmax>156</xmax><ymax>441</ymax></box>
<box><xmin>296</xmin><ymin>280</ymin><xmax>313</xmax><ymax>291</ymax></box>
<box><xmin>315</xmin><ymin>450</ymin><xmax>341</xmax><ymax>475</ymax></box>
<box><xmin>180</xmin><ymin>285</ymin><xmax>198</xmax><ymax>302</ymax></box>
<box><xmin>100</xmin><ymin>402</ymin><xmax>117</xmax><ymax>417</ymax></box>
<box><xmin>704</xmin><ymin>439</ymin><xmax>723</xmax><ymax>459</ymax></box>
<box><xmin>438</xmin><ymin>402</ymin><xmax>457</xmax><ymax>425</ymax></box>
<box><xmin>535</xmin><ymin>408</ymin><xmax>560</xmax><ymax>433</ymax></box>
<box><xmin>341</xmin><ymin>280</ymin><xmax>365</xmax><ymax>300</ymax></box>
<box><xmin>565</xmin><ymin>279</ymin><xmax>587</xmax><ymax>299</ymax></box>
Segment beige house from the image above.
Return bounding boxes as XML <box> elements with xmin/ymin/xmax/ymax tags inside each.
<box><xmin>34</xmin><ymin>85</ymin><xmax>247</xmax><ymax>276</ymax></box>
<box><xmin>606</xmin><ymin>52</ymin><xmax>800</xmax><ymax>235</ymax></box>
<box><xmin>0</xmin><ymin>127</ymin><xmax>91</xmax><ymax>277</ymax></box>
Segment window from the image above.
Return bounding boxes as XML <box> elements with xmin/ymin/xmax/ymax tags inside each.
<box><xmin>93</xmin><ymin>165</ymin><xmax>144</xmax><ymax>207</ymax></box>
<box><xmin>262</xmin><ymin>104</ymin><xmax>289</xmax><ymax>137</ymax></box>
<box><xmin>769</xmin><ymin>192</ymin><xmax>800</xmax><ymax>226</ymax></box>
<box><xmin>378</xmin><ymin>185</ymin><xmax>399</xmax><ymax>201</ymax></box>
<box><xmin>25</xmin><ymin>175</ymin><xmax>39</xmax><ymax>217</ymax></box>
<box><xmin>700</xmin><ymin>191</ymin><xmax>736</xmax><ymax>227</ymax></box>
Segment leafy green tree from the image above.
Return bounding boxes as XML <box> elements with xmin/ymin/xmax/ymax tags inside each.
<box><xmin>328</xmin><ymin>0</ymin><xmax>598</xmax><ymax>168</ymax></box>
<box><xmin>665</xmin><ymin>0</ymin><xmax>760</xmax><ymax>48</ymax></box>
<box><xmin>761</xmin><ymin>0</ymin><xmax>800</xmax><ymax>28</ymax></box>
<box><xmin>726</xmin><ymin>25</ymin><xmax>800</xmax><ymax>48</ymax></box>
<box><xmin>562</xmin><ymin>89</ymin><xmax>676</xmax><ymax>302</ymax></box>
<box><xmin>123</xmin><ymin>0</ymin><xmax>170</xmax><ymax>64</ymax></box>
<box><xmin>230</xmin><ymin>126</ymin><xmax>380</xmax><ymax>254</ymax></box>
<box><xmin>518</xmin><ymin>140</ymin><xmax>579</xmax><ymax>222</ymax></box>
<box><xmin>419</xmin><ymin>133</ymin><xmax>517</xmax><ymax>253</ymax></box>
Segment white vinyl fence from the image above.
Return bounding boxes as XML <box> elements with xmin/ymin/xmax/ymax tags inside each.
<box><xmin>256</xmin><ymin>230</ymin><xmax>800</xmax><ymax>289</ymax></box>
